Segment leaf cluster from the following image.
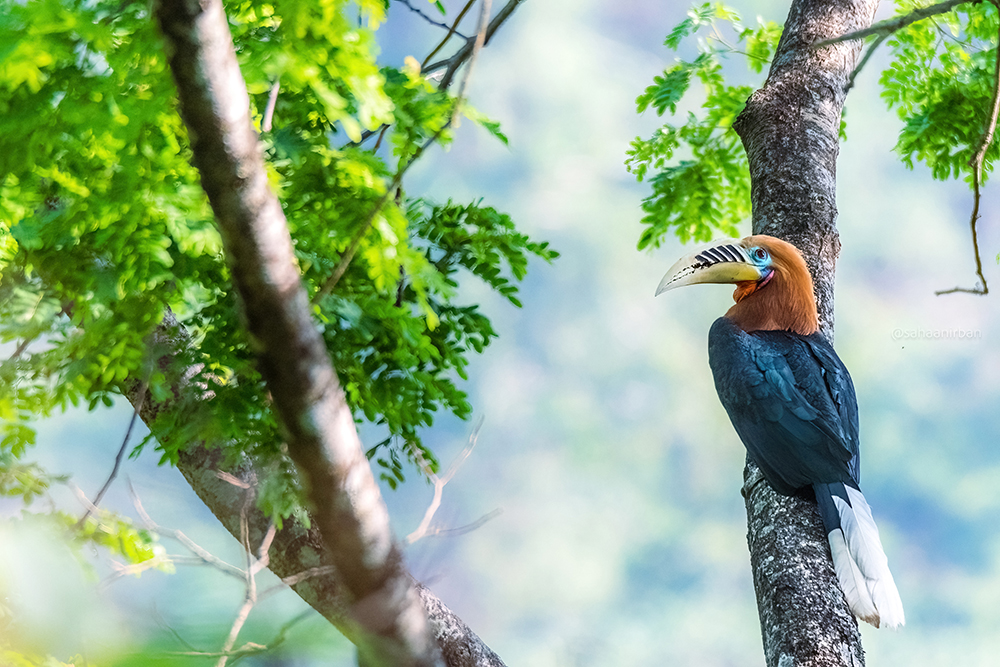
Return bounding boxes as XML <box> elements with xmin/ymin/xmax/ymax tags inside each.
<box><xmin>627</xmin><ymin>2</ymin><xmax>781</xmax><ymax>249</ymax></box>
<box><xmin>0</xmin><ymin>0</ymin><xmax>554</xmax><ymax>520</ymax></box>
<box><xmin>880</xmin><ymin>0</ymin><xmax>1000</xmax><ymax>182</ymax></box>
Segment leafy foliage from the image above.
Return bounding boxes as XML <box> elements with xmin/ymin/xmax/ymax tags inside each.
<box><xmin>881</xmin><ymin>0</ymin><xmax>1000</xmax><ymax>182</ymax></box>
<box><xmin>627</xmin><ymin>3</ymin><xmax>781</xmax><ymax>248</ymax></box>
<box><xmin>634</xmin><ymin>0</ymin><xmax>1000</xmax><ymax>253</ymax></box>
<box><xmin>0</xmin><ymin>0</ymin><xmax>554</xmax><ymax>524</ymax></box>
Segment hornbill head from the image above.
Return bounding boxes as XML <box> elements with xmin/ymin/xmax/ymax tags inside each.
<box><xmin>655</xmin><ymin>237</ymin><xmax>773</xmax><ymax>297</ymax></box>
<box><xmin>655</xmin><ymin>235</ymin><xmax>819</xmax><ymax>335</ymax></box>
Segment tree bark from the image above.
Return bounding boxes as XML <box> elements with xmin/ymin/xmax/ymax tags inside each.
<box><xmin>152</xmin><ymin>0</ymin><xmax>452</xmax><ymax>664</ymax></box>
<box><xmin>131</xmin><ymin>308</ymin><xmax>507</xmax><ymax>667</ymax></box>
<box><xmin>733</xmin><ymin>0</ymin><xmax>878</xmax><ymax>664</ymax></box>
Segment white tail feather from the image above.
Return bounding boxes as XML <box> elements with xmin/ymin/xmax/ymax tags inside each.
<box><xmin>831</xmin><ymin>488</ymin><xmax>905</xmax><ymax>629</ymax></box>
<box><xmin>828</xmin><ymin>528</ymin><xmax>879</xmax><ymax>626</ymax></box>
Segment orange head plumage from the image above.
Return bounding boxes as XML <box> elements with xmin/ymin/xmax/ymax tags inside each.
<box><xmin>655</xmin><ymin>235</ymin><xmax>819</xmax><ymax>336</ymax></box>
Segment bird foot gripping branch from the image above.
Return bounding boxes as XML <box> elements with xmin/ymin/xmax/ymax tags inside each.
<box><xmin>657</xmin><ymin>235</ymin><xmax>904</xmax><ymax>630</ymax></box>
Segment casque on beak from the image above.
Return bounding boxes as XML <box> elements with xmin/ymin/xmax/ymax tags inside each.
<box><xmin>655</xmin><ymin>238</ymin><xmax>765</xmax><ymax>296</ymax></box>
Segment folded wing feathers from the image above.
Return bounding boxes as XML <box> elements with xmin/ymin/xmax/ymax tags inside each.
<box><xmin>832</xmin><ymin>488</ymin><xmax>905</xmax><ymax>629</ymax></box>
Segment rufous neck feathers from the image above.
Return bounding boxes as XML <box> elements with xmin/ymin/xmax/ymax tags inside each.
<box><xmin>725</xmin><ymin>236</ymin><xmax>819</xmax><ymax>336</ymax></box>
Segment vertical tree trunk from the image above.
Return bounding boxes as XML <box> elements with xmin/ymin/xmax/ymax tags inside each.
<box><xmin>732</xmin><ymin>0</ymin><xmax>878</xmax><ymax>664</ymax></box>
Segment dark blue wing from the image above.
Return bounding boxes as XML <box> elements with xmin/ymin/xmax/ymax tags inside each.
<box><xmin>708</xmin><ymin>317</ymin><xmax>859</xmax><ymax>495</ymax></box>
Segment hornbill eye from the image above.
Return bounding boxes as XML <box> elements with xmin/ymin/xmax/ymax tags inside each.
<box><xmin>752</xmin><ymin>247</ymin><xmax>769</xmax><ymax>262</ymax></box>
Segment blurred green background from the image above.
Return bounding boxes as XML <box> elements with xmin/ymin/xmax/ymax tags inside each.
<box><xmin>4</xmin><ymin>0</ymin><xmax>1000</xmax><ymax>665</ymax></box>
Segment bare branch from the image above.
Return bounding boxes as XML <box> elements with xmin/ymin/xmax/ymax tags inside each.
<box><xmin>217</xmin><ymin>488</ymin><xmax>272</xmax><ymax>667</ymax></box>
<box><xmin>77</xmin><ymin>377</ymin><xmax>148</xmax><ymax>526</ymax></box>
<box><xmin>261</xmin><ymin>80</ymin><xmax>280</xmax><ymax>133</ymax></box>
<box><xmin>260</xmin><ymin>565</ymin><xmax>340</xmax><ymax>602</ymax></box>
<box><xmin>407</xmin><ymin>418</ymin><xmax>484</xmax><ymax>545</ymax></box>
<box><xmin>100</xmin><ymin>554</ymin><xmax>174</xmax><ymax>588</ymax></box>
<box><xmin>168</xmin><ymin>608</ymin><xmax>309</xmax><ymax>665</ymax></box>
<box><xmin>216</xmin><ymin>470</ymin><xmax>252</xmax><ymax>489</ymax></box>
<box><xmin>217</xmin><ymin>597</ymin><xmax>256</xmax><ymax>667</ymax></box>
<box><xmin>845</xmin><ymin>32</ymin><xmax>889</xmax><ymax>93</ymax></box>
<box><xmin>420</xmin><ymin>508</ymin><xmax>503</xmax><ymax>540</ymax></box>
<box><xmin>8</xmin><ymin>336</ymin><xmax>33</xmax><ymax>361</ymax></box>
<box><xmin>130</xmin><ymin>480</ymin><xmax>247</xmax><ymax>581</ymax></box>
<box><xmin>429</xmin><ymin>0</ymin><xmax>524</xmax><ymax>90</ymax></box>
<box><xmin>937</xmin><ymin>1</ymin><xmax>998</xmax><ymax>296</ymax></box>
<box><xmin>394</xmin><ymin>0</ymin><xmax>469</xmax><ymax>37</ymax></box>
<box><xmin>814</xmin><ymin>0</ymin><xmax>972</xmax><ymax>48</ymax></box>
<box><xmin>276</xmin><ymin>566</ymin><xmax>339</xmax><ymax>590</ymax></box>
<box><xmin>254</xmin><ymin>521</ymin><xmax>278</xmax><ymax>574</ymax></box>
<box><xmin>422</xmin><ymin>0</ymin><xmax>476</xmax><ymax>68</ymax></box>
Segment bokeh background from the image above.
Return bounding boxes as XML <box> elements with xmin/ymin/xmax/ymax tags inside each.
<box><xmin>4</xmin><ymin>0</ymin><xmax>1000</xmax><ymax>665</ymax></box>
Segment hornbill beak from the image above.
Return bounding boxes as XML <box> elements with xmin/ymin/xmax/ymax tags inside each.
<box><xmin>655</xmin><ymin>238</ymin><xmax>764</xmax><ymax>296</ymax></box>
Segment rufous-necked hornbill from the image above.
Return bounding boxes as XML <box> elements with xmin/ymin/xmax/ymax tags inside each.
<box><xmin>656</xmin><ymin>235</ymin><xmax>904</xmax><ymax>629</ymax></box>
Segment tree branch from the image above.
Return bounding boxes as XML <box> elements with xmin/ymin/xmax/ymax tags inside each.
<box><xmin>814</xmin><ymin>0</ymin><xmax>972</xmax><ymax>48</ymax></box>
<box><xmin>128</xmin><ymin>311</ymin><xmax>507</xmax><ymax>666</ymax></box>
<box><xmin>394</xmin><ymin>0</ymin><xmax>470</xmax><ymax>38</ymax></box>
<box><xmin>425</xmin><ymin>0</ymin><xmax>525</xmax><ymax>89</ymax></box>
<box><xmin>407</xmin><ymin>419</ymin><xmax>483</xmax><ymax>545</ymax></box>
<box><xmin>77</xmin><ymin>377</ymin><xmax>148</xmax><ymax>526</ymax></box>
<box><xmin>422</xmin><ymin>0</ymin><xmax>477</xmax><ymax>69</ymax></box>
<box><xmin>261</xmin><ymin>79</ymin><xmax>280</xmax><ymax>133</ymax></box>
<box><xmin>844</xmin><ymin>32</ymin><xmax>889</xmax><ymax>93</ymax></box>
<box><xmin>153</xmin><ymin>0</ymin><xmax>441</xmax><ymax>663</ymax></box>
<box><xmin>313</xmin><ymin>0</ymin><xmax>494</xmax><ymax>303</ymax></box>
<box><xmin>937</xmin><ymin>0</ymin><xmax>997</xmax><ymax>296</ymax></box>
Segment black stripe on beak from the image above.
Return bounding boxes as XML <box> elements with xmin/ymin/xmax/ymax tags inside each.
<box><xmin>718</xmin><ymin>244</ymin><xmax>744</xmax><ymax>263</ymax></box>
<box><xmin>695</xmin><ymin>244</ymin><xmax>745</xmax><ymax>267</ymax></box>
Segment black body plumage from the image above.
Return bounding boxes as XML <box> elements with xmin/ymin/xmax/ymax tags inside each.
<box><xmin>708</xmin><ymin>316</ymin><xmax>903</xmax><ymax>627</ymax></box>
<box><xmin>707</xmin><ymin>316</ymin><xmax>860</xmax><ymax>496</ymax></box>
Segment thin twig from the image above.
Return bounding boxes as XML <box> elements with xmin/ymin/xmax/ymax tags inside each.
<box><xmin>216</xmin><ymin>470</ymin><xmax>252</xmax><ymax>488</ymax></box>
<box><xmin>66</xmin><ymin>481</ymin><xmax>102</xmax><ymax>516</ymax></box>
<box><xmin>259</xmin><ymin>565</ymin><xmax>338</xmax><ymax>601</ymax></box>
<box><xmin>169</xmin><ymin>644</ymin><xmax>268</xmax><ymax>660</ymax></box>
<box><xmin>347</xmin><ymin>0</ymin><xmax>518</xmax><ymax>150</ymax></box>
<box><xmin>100</xmin><ymin>554</ymin><xmax>247</xmax><ymax>589</ymax></box>
<box><xmin>937</xmin><ymin>0</ymin><xmax>998</xmax><ymax>296</ymax></box>
<box><xmin>422</xmin><ymin>507</ymin><xmax>503</xmax><ymax>539</ymax></box>
<box><xmin>155</xmin><ymin>606</ymin><xmax>204</xmax><ymax>653</ymax></box>
<box><xmin>814</xmin><ymin>0</ymin><xmax>972</xmax><ymax>47</ymax></box>
<box><xmin>129</xmin><ymin>480</ymin><xmax>247</xmax><ymax>580</ymax></box>
<box><xmin>451</xmin><ymin>0</ymin><xmax>491</xmax><ymax>117</ymax></box>
<box><xmin>216</xmin><ymin>487</ymin><xmax>261</xmax><ymax>667</ymax></box>
<box><xmin>310</xmin><ymin>125</ymin><xmax>447</xmax><ymax>303</ymax></box>
<box><xmin>262</xmin><ymin>79</ymin><xmax>280</xmax><ymax>132</ymax></box>
<box><xmin>312</xmin><ymin>0</ymin><xmax>495</xmax><ymax>303</ymax></box>
<box><xmin>100</xmin><ymin>554</ymin><xmax>175</xmax><ymax>588</ymax></box>
<box><xmin>77</xmin><ymin>378</ymin><xmax>149</xmax><ymax>526</ymax></box>
<box><xmin>422</xmin><ymin>0</ymin><xmax>476</xmax><ymax>68</ymax></box>
<box><xmin>395</xmin><ymin>0</ymin><xmax>469</xmax><ymax>37</ymax></box>
<box><xmin>8</xmin><ymin>337</ymin><xmax>33</xmax><ymax>361</ymax></box>
<box><xmin>406</xmin><ymin>417</ymin><xmax>484</xmax><ymax>544</ymax></box>
<box><xmin>432</xmin><ymin>0</ymin><xmax>520</xmax><ymax>90</ymax></box>
<box><xmin>166</xmin><ymin>610</ymin><xmax>310</xmax><ymax>662</ymax></box>
<box><xmin>845</xmin><ymin>32</ymin><xmax>890</xmax><ymax>93</ymax></box>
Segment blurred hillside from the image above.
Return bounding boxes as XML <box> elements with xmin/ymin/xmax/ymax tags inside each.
<box><xmin>5</xmin><ymin>0</ymin><xmax>1000</xmax><ymax>665</ymax></box>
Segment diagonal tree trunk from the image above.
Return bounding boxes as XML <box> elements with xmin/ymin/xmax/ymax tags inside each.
<box><xmin>129</xmin><ymin>311</ymin><xmax>505</xmax><ymax>667</ymax></box>
<box><xmin>733</xmin><ymin>0</ymin><xmax>878</xmax><ymax>664</ymax></box>
<box><xmin>149</xmin><ymin>0</ymin><xmax>504</xmax><ymax>664</ymax></box>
